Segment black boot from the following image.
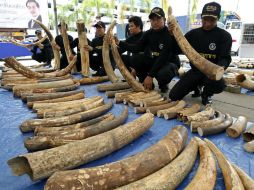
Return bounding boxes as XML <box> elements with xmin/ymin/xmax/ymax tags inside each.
<box><xmin>159</xmin><ymin>84</ymin><xmax>168</xmax><ymax>93</ymax></box>
<box><xmin>201</xmin><ymin>93</ymin><xmax>212</xmax><ymax>105</ymax></box>
<box><xmin>192</xmin><ymin>86</ymin><xmax>201</xmax><ymax>97</ymax></box>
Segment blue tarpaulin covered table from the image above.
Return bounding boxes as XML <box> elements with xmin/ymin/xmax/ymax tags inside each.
<box><xmin>0</xmin><ymin>78</ymin><xmax>253</xmax><ymax>190</ymax></box>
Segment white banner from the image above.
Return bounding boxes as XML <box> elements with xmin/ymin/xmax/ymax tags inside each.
<box><xmin>0</xmin><ymin>0</ymin><xmax>49</xmax><ymax>29</ymax></box>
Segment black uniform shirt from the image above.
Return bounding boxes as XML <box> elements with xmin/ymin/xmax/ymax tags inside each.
<box><xmin>55</xmin><ymin>35</ymin><xmax>74</xmax><ymax>57</ymax></box>
<box><xmin>31</xmin><ymin>38</ymin><xmax>53</xmax><ymax>56</ymax></box>
<box><xmin>119</xmin><ymin>26</ymin><xmax>179</xmax><ymax>77</ymax></box>
<box><xmin>91</xmin><ymin>35</ymin><xmax>104</xmax><ymax>57</ymax></box>
<box><xmin>118</xmin><ymin>31</ymin><xmax>143</xmax><ymax>54</ymax></box>
<box><xmin>71</xmin><ymin>38</ymin><xmax>91</xmax><ymax>54</ymax></box>
<box><xmin>185</xmin><ymin>26</ymin><xmax>232</xmax><ymax>70</ymax></box>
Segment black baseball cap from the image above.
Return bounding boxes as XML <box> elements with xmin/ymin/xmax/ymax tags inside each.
<box><xmin>149</xmin><ymin>7</ymin><xmax>165</xmax><ymax>19</ymax></box>
<box><xmin>201</xmin><ymin>2</ymin><xmax>221</xmax><ymax>19</ymax></box>
<box><xmin>35</xmin><ymin>29</ymin><xmax>41</xmax><ymax>34</ymax></box>
<box><xmin>93</xmin><ymin>21</ymin><xmax>105</xmax><ymax>28</ymax></box>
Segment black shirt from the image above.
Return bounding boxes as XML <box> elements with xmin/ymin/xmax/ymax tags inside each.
<box><xmin>118</xmin><ymin>31</ymin><xmax>143</xmax><ymax>54</ymax></box>
<box><xmin>31</xmin><ymin>38</ymin><xmax>53</xmax><ymax>57</ymax></box>
<box><xmin>71</xmin><ymin>38</ymin><xmax>92</xmax><ymax>54</ymax></box>
<box><xmin>90</xmin><ymin>35</ymin><xmax>104</xmax><ymax>57</ymax></box>
<box><xmin>185</xmin><ymin>26</ymin><xmax>232</xmax><ymax>70</ymax></box>
<box><xmin>55</xmin><ymin>34</ymin><xmax>74</xmax><ymax>57</ymax></box>
<box><xmin>119</xmin><ymin>26</ymin><xmax>179</xmax><ymax>77</ymax></box>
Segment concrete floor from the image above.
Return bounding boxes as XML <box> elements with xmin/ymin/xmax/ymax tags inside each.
<box><xmin>166</xmin><ymin>79</ymin><xmax>254</xmax><ymax>122</ymax></box>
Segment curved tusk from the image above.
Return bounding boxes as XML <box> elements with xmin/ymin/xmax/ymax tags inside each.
<box><xmin>110</xmin><ymin>23</ymin><xmax>145</xmax><ymax>92</ymax></box>
<box><xmin>76</xmin><ymin>20</ymin><xmax>90</xmax><ymax>76</ymax></box>
<box><xmin>236</xmin><ymin>74</ymin><xmax>254</xmax><ymax>90</ymax></box>
<box><xmin>167</xmin><ymin>6</ymin><xmax>224</xmax><ymax>81</ymax></box>
<box><xmin>243</xmin><ymin>140</ymin><xmax>254</xmax><ymax>153</ymax></box>
<box><xmin>116</xmin><ymin>138</ymin><xmax>198</xmax><ymax>190</ymax></box>
<box><xmin>198</xmin><ymin>113</ymin><xmax>233</xmax><ymax>136</ymax></box>
<box><xmin>191</xmin><ymin>111</ymin><xmax>225</xmax><ymax>132</ymax></box>
<box><xmin>243</xmin><ymin>124</ymin><xmax>254</xmax><ymax>142</ymax></box>
<box><xmin>177</xmin><ymin>103</ymin><xmax>201</xmax><ymax>122</ymax></box>
<box><xmin>204</xmin><ymin>138</ymin><xmax>244</xmax><ymax>190</ymax></box>
<box><xmin>33</xmin><ymin>19</ymin><xmax>61</xmax><ymax>69</ymax></box>
<box><xmin>44</xmin><ymin>125</ymin><xmax>187</xmax><ymax>190</ymax></box>
<box><xmin>232</xmin><ymin>164</ymin><xmax>254</xmax><ymax>190</ymax></box>
<box><xmin>226</xmin><ymin>116</ymin><xmax>247</xmax><ymax>138</ymax></box>
<box><xmin>102</xmin><ymin>21</ymin><xmax>119</xmax><ymax>83</ymax></box>
<box><xmin>184</xmin><ymin>138</ymin><xmax>216</xmax><ymax>190</ymax></box>
<box><xmin>4</xmin><ymin>56</ymin><xmax>77</xmax><ymax>79</ymax></box>
<box><xmin>8</xmin><ymin>113</ymin><xmax>154</xmax><ymax>181</ymax></box>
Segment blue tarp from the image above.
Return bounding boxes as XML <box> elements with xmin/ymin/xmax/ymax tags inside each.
<box><xmin>0</xmin><ymin>43</ymin><xmax>32</xmax><ymax>59</ymax></box>
<box><xmin>0</xmin><ymin>78</ymin><xmax>253</xmax><ymax>190</ymax></box>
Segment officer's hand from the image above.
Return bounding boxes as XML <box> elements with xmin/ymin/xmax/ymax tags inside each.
<box><xmin>38</xmin><ymin>43</ymin><xmax>44</xmax><ymax>49</ymax></box>
<box><xmin>69</xmin><ymin>54</ymin><xmax>74</xmax><ymax>61</ymax></box>
<box><xmin>143</xmin><ymin>76</ymin><xmax>153</xmax><ymax>91</ymax></box>
<box><xmin>167</xmin><ymin>22</ymin><xmax>175</xmax><ymax>35</ymax></box>
<box><xmin>83</xmin><ymin>45</ymin><xmax>93</xmax><ymax>51</ymax></box>
<box><xmin>130</xmin><ymin>68</ymin><xmax>136</xmax><ymax>79</ymax></box>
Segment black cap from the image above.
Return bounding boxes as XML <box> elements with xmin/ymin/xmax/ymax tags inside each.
<box><xmin>35</xmin><ymin>29</ymin><xmax>41</xmax><ymax>34</ymax></box>
<box><xmin>149</xmin><ymin>7</ymin><xmax>165</xmax><ymax>19</ymax></box>
<box><xmin>93</xmin><ymin>21</ymin><xmax>106</xmax><ymax>28</ymax></box>
<box><xmin>201</xmin><ymin>2</ymin><xmax>221</xmax><ymax>19</ymax></box>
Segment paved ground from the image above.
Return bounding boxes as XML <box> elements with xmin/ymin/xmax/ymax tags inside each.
<box><xmin>167</xmin><ymin>79</ymin><xmax>254</xmax><ymax>122</ymax></box>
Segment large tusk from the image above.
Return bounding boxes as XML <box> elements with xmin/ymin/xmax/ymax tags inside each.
<box><xmin>116</xmin><ymin>138</ymin><xmax>198</xmax><ymax>190</ymax></box>
<box><xmin>20</xmin><ymin>102</ymin><xmax>113</xmax><ymax>132</ymax></box>
<box><xmin>187</xmin><ymin>106</ymin><xmax>215</xmax><ymax>123</ymax></box>
<box><xmin>26</xmin><ymin>90</ymin><xmax>84</xmax><ymax>102</ymax></box>
<box><xmin>61</xmin><ymin>21</ymin><xmax>77</xmax><ymax>73</ymax></box>
<box><xmin>27</xmin><ymin>92</ymin><xmax>85</xmax><ymax>108</ymax></box>
<box><xmin>77</xmin><ymin>20</ymin><xmax>89</xmax><ymax>77</ymax></box>
<box><xmin>33</xmin><ymin>19</ymin><xmax>61</xmax><ymax>69</ymax></box>
<box><xmin>76</xmin><ymin>20</ymin><xmax>90</xmax><ymax>76</ymax></box>
<box><xmin>157</xmin><ymin>100</ymin><xmax>186</xmax><ymax>118</ymax></box>
<box><xmin>102</xmin><ymin>21</ymin><xmax>119</xmax><ymax>83</ymax></box>
<box><xmin>236</xmin><ymin>74</ymin><xmax>254</xmax><ymax>90</ymax></box>
<box><xmin>226</xmin><ymin>67</ymin><xmax>254</xmax><ymax>76</ymax></box>
<box><xmin>34</xmin><ymin>113</ymin><xmax>114</xmax><ymax>135</ymax></box>
<box><xmin>243</xmin><ymin>140</ymin><xmax>254</xmax><ymax>153</ymax></box>
<box><xmin>226</xmin><ymin>116</ymin><xmax>247</xmax><ymax>138</ymax></box>
<box><xmin>42</xmin><ymin>97</ymin><xmax>104</xmax><ymax>118</ymax></box>
<box><xmin>110</xmin><ymin>21</ymin><xmax>145</xmax><ymax>92</ymax></box>
<box><xmin>44</xmin><ymin>125</ymin><xmax>187</xmax><ymax>190</ymax></box>
<box><xmin>167</xmin><ymin>7</ymin><xmax>224</xmax><ymax>80</ymax></box>
<box><xmin>177</xmin><ymin>103</ymin><xmax>201</xmax><ymax>122</ymax></box>
<box><xmin>198</xmin><ymin>113</ymin><xmax>233</xmax><ymax>136</ymax></box>
<box><xmin>25</xmin><ymin>107</ymin><xmax>128</xmax><ymax>151</ymax></box>
<box><xmin>12</xmin><ymin>79</ymin><xmax>75</xmax><ymax>97</ymax></box>
<box><xmin>243</xmin><ymin>124</ymin><xmax>254</xmax><ymax>142</ymax></box>
<box><xmin>8</xmin><ymin>113</ymin><xmax>154</xmax><ymax>181</ymax></box>
<box><xmin>75</xmin><ymin>76</ymin><xmax>109</xmax><ymax>85</ymax></box>
<box><xmin>232</xmin><ymin>164</ymin><xmax>254</xmax><ymax>190</ymax></box>
<box><xmin>105</xmin><ymin>88</ymin><xmax>133</xmax><ymax>98</ymax></box>
<box><xmin>146</xmin><ymin>101</ymin><xmax>179</xmax><ymax>115</ymax></box>
<box><xmin>191</xmin><ymin>111</ymin><xmax>225</xmax><ymax>132</ymax></box>
<box><xmin>204</xmin><ymin>139</ymin><xmax>244</xmax><ymax>190</ymax></box>
<box><xmin>4</xmin><ymin>56</ymin><xmax>77</xmax><ymax>78</ymax></box>
<box><xmin>184</xmin><ymin>138</ymin><xmax>216</xmax><ymax>190</ymax></box>
<box><xmin>97</xmin><ymin>82</ymin><xmax>130</xmax><ymax>91</ymax></box>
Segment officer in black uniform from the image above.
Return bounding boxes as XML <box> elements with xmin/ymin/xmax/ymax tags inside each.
<box><xmin>118</xmin><ymin>16</ymin><xmax>144</xmax><ymax>72</ymax></box>
<box><xmin>53</xmin><ymin>23</ymin><xmax>74</xmax><ymax>69</ymax></box>
<box><xmin>168</xmin><ymin>2</ymin><xmax>232</xmax><ymax>105</ymax></box>
<box><xmin>117</xmin><ymin>7</ymin><xmax>180</xmax><ymax>92</ymax></box>
<box><xmin>29</xmin><ymin>30</ymin><xmax>53</xmax><ymax>65</ymax></box>
<box><xmin>83</xmin><ymin>21</ymin><xmax>115</xmax><ymax>76</ymax></box>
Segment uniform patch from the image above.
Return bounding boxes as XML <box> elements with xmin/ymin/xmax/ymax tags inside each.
<box><xmin>209</xmin><ymin>43</ymin><xmax>216</xmax><ymax>50</ymax></box>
